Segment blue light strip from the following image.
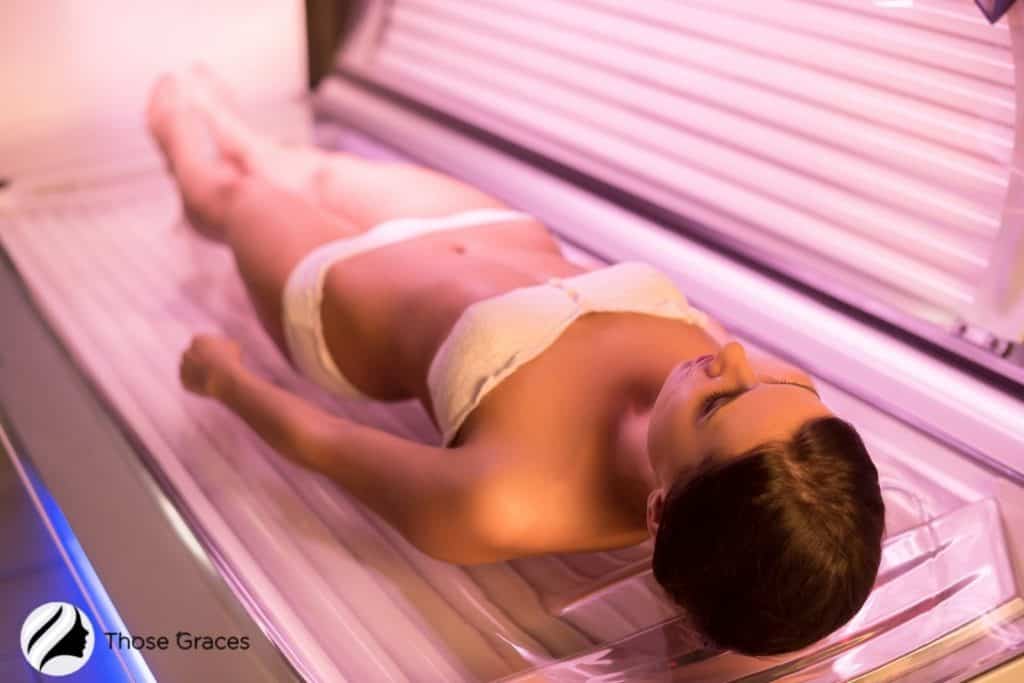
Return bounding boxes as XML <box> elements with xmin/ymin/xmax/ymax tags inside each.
<box><xmin>2</xmin><ymin>424</ymin><xmax>158</xmax><ymax>683</ymax></box>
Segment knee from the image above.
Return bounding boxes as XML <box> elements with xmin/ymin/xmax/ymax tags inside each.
<box><xmin>208</xmin><ymin>161</ymin><xmax>245</xmax><ymax>206</ymax></box>
<box><xmin>185</xmin><ymin>161</ymin><xmax>246</xmax><ymax>224</ymax></box>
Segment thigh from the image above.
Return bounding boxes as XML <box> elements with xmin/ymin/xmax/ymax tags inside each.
<box><xmin>221</xmin><ymin>176</ymin><xmax>363</xmax><ymax>354</ymax></box>
<box><xmin>312</xmin><ymin>155</ymin><xmax>511</xmax><ymax>230</ymax></box>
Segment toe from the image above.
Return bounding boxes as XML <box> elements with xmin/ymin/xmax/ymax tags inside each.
<box><xmin>146</xmin><ymin>74</ymin><xmax>184</xmax><ymax>138</ymax></box>
<box><xmin>188</xmin><ymin>63</ymin><xmax>241</xmax><ymax>113</ymax></box>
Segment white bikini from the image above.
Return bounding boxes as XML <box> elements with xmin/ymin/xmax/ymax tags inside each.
<box><xmin>281</xmin><ymin>209</ymin><xmax>711</xmax><ymax>447</ymax></box>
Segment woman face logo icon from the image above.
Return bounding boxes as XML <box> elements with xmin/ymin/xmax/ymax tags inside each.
<box><xmin>20</xmin><ymin>602</ymin><xmax>95</xmax><ymax>676</ymax></box>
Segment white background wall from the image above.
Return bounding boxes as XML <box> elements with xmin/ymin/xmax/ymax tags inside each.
<box><xmin>0</xmin><ymin>1</ymin><xmax>307</xmax><ymax>145</ymax></box>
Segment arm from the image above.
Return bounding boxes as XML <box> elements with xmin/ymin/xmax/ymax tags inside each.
<box><xmin>181</xmin><ymin>335</ymin><xmax>500</xmax><ymax>564</ymax></box>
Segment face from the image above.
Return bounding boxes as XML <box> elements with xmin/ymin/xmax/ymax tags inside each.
<box><xmin>69</xmin><ymin>611</ymin><xmax>89</xmax><ymax>655</ymax></box>
<box><xmin>646</xmin><ymin>341</ymin><xmax>832</xmax><ymax>524</ymax></box>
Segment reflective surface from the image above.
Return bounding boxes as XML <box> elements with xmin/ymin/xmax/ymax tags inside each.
<box><xmin>336</xmin><ymin>0</ymin><xmax>1024</xmax><ymax>377</ymax></box>
<box><xmin>0</xmin><ymin>437</ymin><xmax>147</xmax><ymax>682</ymax></box>
<box><xmin>499</xmin><ymin>500</ymin><xmax>1024</xmax><ymax>682</ymax></box>
<box><xmin>3</xmin><ymin>118</ymin><xmax>1023</xmax><ymax>682</ymax></box>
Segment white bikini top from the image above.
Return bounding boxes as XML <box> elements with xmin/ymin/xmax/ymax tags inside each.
<box><xmin>427</xmin><ymin>261</ymin><xmax>711</xmax><ymax>447</ymax></box>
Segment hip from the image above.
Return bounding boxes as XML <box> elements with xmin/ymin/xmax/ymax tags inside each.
<box><xmin>317</xmin><ymin>219</ymin><xmax>593</xmax><ymax>402</ymax></box>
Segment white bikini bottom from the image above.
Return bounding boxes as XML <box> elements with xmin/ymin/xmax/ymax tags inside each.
<box><xmin>281</xmin><ymin>208</ymin><xmax>534</xmax><ymax>402</ymax></box>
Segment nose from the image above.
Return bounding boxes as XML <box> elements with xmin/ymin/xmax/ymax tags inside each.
<box><xmin>707</xmin><ymin>341</ymin><xmax>756</xmax><ymax>385</ymax></box>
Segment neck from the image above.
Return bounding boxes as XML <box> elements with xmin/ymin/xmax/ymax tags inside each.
<box><xmin>609</xmin><ymin>398</ymin><xmax>658</xmax><ymax>531</ymax></box>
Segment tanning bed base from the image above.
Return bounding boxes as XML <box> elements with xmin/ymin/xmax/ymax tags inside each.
<box><xmin>1</xmin><ymin>115</ymin><xmax>1023</xmax><ymax>681</ymax></box>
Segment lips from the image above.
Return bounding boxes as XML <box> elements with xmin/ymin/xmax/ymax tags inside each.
<box><xmin>686</xmin><ymin>354</ymin><xmax>714</xmax><ymax>375</ymax></box>
<box><xmin>669</xmin><ymin>354</ymin><xmax>715</xmax><ymax>383</ymax></box>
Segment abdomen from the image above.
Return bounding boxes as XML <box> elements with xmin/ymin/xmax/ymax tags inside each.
<box><xmin>319</xmin><ymin>221</ymin><xmax>590</xmax><ymax>403</ymax></box>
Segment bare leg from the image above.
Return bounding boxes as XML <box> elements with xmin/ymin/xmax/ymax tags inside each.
<box><xmin>184</xmin><ymin>65</ymin><xmax>515</xmax><ymax>230</ymax></box>
<box><xmin>216</xmin><ymin>179</ymin><xmax>362</xmax><ymax>355</ymax></box>
<box><xmin>147</xmin><ymin>69</ymin><xmax>550</xmax><ymax>362</ymax></box>
<box><xmin>146</xmin><ymin>74</ymin><xmax>244</xmax><ymax>241</ymax></box>
<box><xmin>148</xmin><ymin>74</ymin><xmax>362</xmax><ymax>355</ymax></box>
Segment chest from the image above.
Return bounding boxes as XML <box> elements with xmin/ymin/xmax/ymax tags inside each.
<box><xmin>446</xmin><ymin>313</ymin><xmax>718</xmax><ymax>550</ymax></box>
<box><xmin>456</xmin><ymin>313</ymin><xmax>715</xmax><ymax>507</ymax></box>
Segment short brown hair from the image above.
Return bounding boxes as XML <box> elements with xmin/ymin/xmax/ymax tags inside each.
<box><xmin>651</xmin><ymin>416</ymin><xmax>885</xmax><ymax>655</ymax></box>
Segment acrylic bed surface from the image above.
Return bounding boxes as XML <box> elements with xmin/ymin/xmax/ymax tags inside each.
<box><xmin>1</xmin><ymin>125</ymin><xmax>1022</xmax><ymax>681</ymax></box>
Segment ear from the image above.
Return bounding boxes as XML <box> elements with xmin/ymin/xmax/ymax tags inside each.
<box><xmin>646</xmin><ymin>488</ymin><xmax>665</xmax><ymax>538</ymax></box>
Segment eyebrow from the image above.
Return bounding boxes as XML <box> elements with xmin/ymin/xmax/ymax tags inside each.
<box><xmin>704</xmin><ymin>381</ymin><xmax>820</xmax><ymax>422</ymax></box>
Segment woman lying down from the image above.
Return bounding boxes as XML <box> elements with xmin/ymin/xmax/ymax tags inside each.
<box><xmin>150</xmin><ymin>67</ymin><xmax>885</xmax><ymax>657</ymax></box>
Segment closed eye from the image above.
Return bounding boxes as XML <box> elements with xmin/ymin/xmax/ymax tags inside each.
<box><xmin>700</xmin><ymin>390</ymin><xmax>736</xmax><ymax>418</ymax></box>
<box><xmin>700</xmin><ymin>377</ymin><xmax>820</xmax><ymax>420</ymax></box>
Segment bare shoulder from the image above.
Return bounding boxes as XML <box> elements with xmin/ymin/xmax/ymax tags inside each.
<box><xmin>454</xmin><ymin>440</ymin><xmax>538</xmax><ymax>541</ymax></box>
<box><xmin>454</xmin><ymin>437</ymin><xmax>606</xmax><ymax>561</ymax></box>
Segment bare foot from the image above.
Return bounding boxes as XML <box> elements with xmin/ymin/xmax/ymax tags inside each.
<box><xmin>146</xmin><ymin>73</ymin><xmax>243</xmax><ymax>242</ymax></box>
<box><xmin>146</xmin><ymin>74</ymin><xmax>186</xmax><ymax>160</ymax></box>
<box><xmin>183</xmin><ymin>64</ymin><xmax>266</xmax><ymax>171</ymax></box>
<box><xmin>182</xmin><ymin>64</ymin><xmax>326</xmax><ymax>201</ymax></box>
<box><xmin>149</xmin><ymin>65</ymin><xmax>332</xmax><ymax>238</ymax></box>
